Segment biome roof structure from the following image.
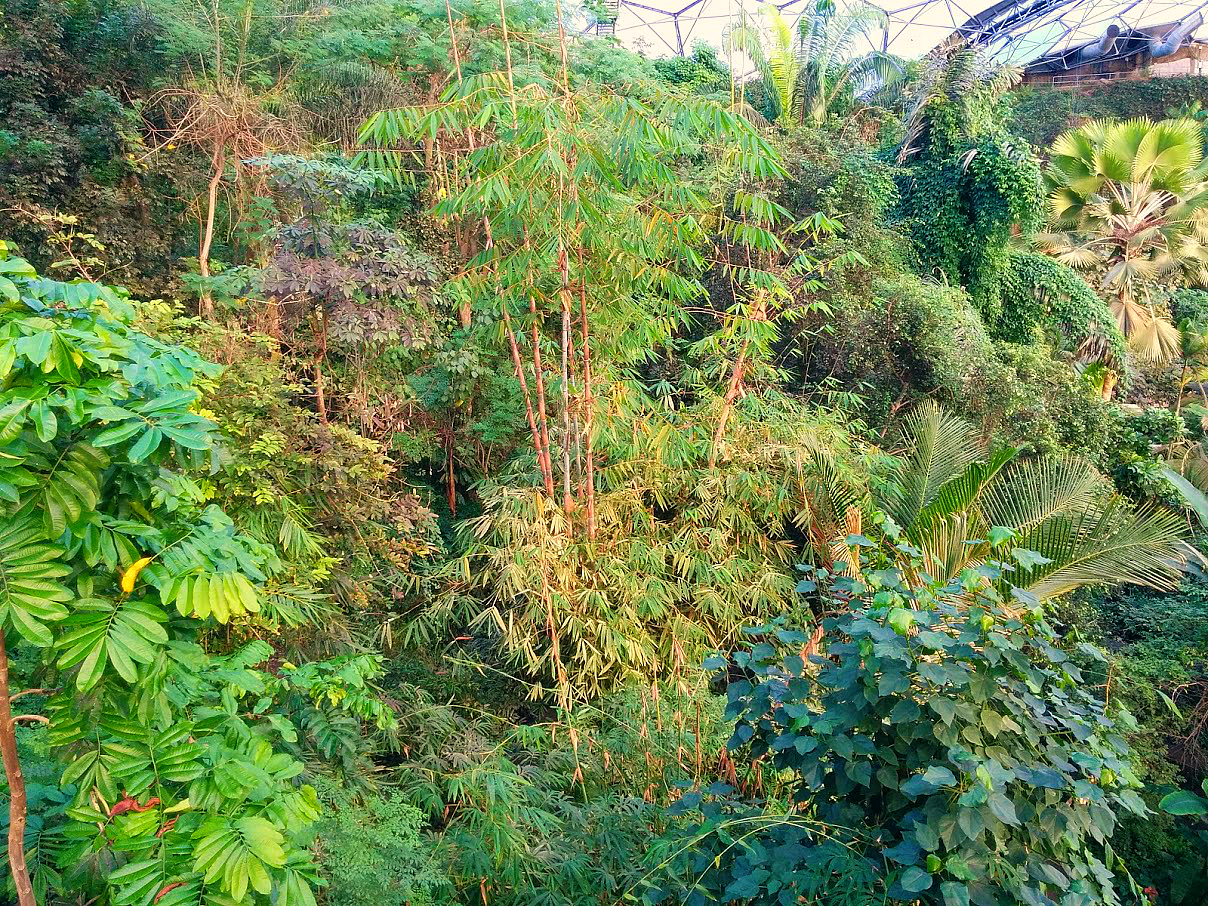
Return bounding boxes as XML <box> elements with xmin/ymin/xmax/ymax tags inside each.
<box><xmin>596</xmin><ymin>0</ymin><xmax>1208</xmax><ymax>68</ymax></box>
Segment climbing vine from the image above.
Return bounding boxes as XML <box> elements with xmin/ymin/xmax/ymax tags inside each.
<box><xmin>895</xmin><ymin>53</ymin><xmax>1043</xmax><ymax>323</ymax></box>
<box><xmin>999</xmin><ymin>251</ymin><xmax>1128</xmax><ymax>369</ymax></box>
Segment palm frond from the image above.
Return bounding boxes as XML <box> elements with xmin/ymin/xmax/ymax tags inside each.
<box><xmin>1021</xmin><ymin>500</ymin><xmax>1190</xmax><ymax>599</ymax></box>
<box><xmin>1130</xmin><ymin>314</ymin><xmax>1182</xmax><ymax>362</ymax></box>
<box><xmin>879</xmin><ymin>402</ymin><xmax>984</xmax><ymax>528</ymax></box>
<box><xmin>981</xmin><ymin>457</ymin><xmax>1101</xmax><ymax>540</ymax></box>
<box><xmin>910</xmin><ymin>445</ymin><xmax>1018</xmax><ymax>539</ymax></box>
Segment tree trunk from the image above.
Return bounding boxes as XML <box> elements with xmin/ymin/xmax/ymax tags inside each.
<box><xmin>197</xmin><ymin>140</ymin><xmax>225</xmax><ymax>321</ymax></box>
<box><xmin>0</xmin><ymin>630</ymin><xmax>36</xmax><ymax>906</ymax></box>
<box><xmin>709</xmin><ymin>340</ymin><xmax>748</xmax><ymax>469</ymax></box>
<box><xmin>559</xmin><ymin>249</ymin><xmax>574</xmax><ymax>522</ymax></box>
<box><xmin>445</xmin><ymin>428</ymin><xmax>457</xmax><ymax>518</ymax></box>
<box><xmin>577</xmin><ymin>262</ymin><xmax>596</xmax><ymax>540</ymax></box>
<box><xmin>314</xmin><ymin>308</ymin><xmax>329</xmax><ymax>425</ymax></box>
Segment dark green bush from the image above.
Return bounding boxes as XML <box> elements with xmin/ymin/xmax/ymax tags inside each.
<box><xmin>1060</xmin><ymin>581</ymin><xmax>1208</xmax><ymax>905</ymax></box>
<box><xmin>974</xmin><ymin>341</ymin><xmax>1121</xmax><ymax>464</ymax></box>
<box><xmin>657</xmin><ymin>547</ymin><xmax>1149</xmax><ymax>906</ymax></box>
<box><xmin>998</xmin><ymin>252</ymin><xmax>1127</xmax><ymax>370</ymax></box>
<box><xmin>1007</xmin><ymin>78</ymin><xmax>1208</xmax><ymax>150</ymax></box>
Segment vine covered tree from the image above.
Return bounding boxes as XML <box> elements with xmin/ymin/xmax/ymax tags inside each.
<box><xmin>895</xmin><ymin>44</ymin><xmax>1043</xmax><ymax>323</ymax></box>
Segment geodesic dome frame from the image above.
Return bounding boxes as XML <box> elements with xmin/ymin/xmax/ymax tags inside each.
<box><xmin>593</xmin><ymin>0</ymin><xmax>1208</xmax><ymax>68</ymax></box>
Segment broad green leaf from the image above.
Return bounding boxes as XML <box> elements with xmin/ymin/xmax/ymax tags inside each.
<box><xmin>1159</xmin><ymin>789</ymin><xmax>1208</xmax><ymax>816</ymax></box>
<box><xmin>900</xmin><ymin>866</ymin><xmax>933</xmax><ymax>893</ymax></box>
<box><xmin>127</xmin><ymin>427</ymin><xmax>162</xmax><ymax>463</ymax></box>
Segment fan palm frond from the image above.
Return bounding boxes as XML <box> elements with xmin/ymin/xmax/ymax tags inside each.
<box><xmin>1131</xmin><ymin>313</ymin><xmax>1183</xmax><ymax>362</ymax></box>
<box><xmin>1042</xmin><ymin>116</ymin><xmax>1208</xmax><ymax>354</ymax></box>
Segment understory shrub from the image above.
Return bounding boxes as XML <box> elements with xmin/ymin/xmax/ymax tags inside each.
<box><xmin>314</xmin><ymin>785</ymin><xmax>447</xmax><ymax>906</ymax></box>
<box><xmin>826</xmin><ymin>274</ymin><xmax>996</xmax><ymax>421</ymax></box>
<box><xmin>998</xmin><ymin>252</ymin><xmax>1127</xmax><ymax>371</ymax></box>
<box><xmin>655</xmin><ymin>546</ymin><xmax>1149</xmax><ymax>905</ymax></box>
<box><xmin>1008</xmin><ymin>78</ymin><xmax>1208</xmax><ymax>150</ymax></box>
<box><xmin>1059</xmin><ymin>582</ymin><xmax>1208</xmax><ymax>906</ymax></box>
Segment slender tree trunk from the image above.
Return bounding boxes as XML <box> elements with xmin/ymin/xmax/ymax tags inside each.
<box><xmin>457</xmin><ymin>222</ymin><xmax>473</xmax><ymax>329</ymax></box>
<box><xmin>529</xmin><ymin>297</ymin><xmax>556</xmax><ymax>496</ymax></box>
<box><xmin>314</xmin><ymin>308</ymin><xmax>329</xmax><ymax>425</ymax></box>
<box><xmin>1177</xmin><ymin>362</ymin><xmax>1189</xmax><ymax>416</ymax></box>
<box><xmin>710</xmin><ymin>340</ymin><xmax>748</xmax><ymax>469</ymax></box>
<box><xmin>0</xmin><ymin>631</ymin><xmax>35</xmax><ymax>906</ymax></box>
<box><xmin>559</xmin><ymin>249</ymin><xmax>574</xmax><ymax>522</ymax></box>
<box><xmin>502</xmin><ymin>305</ymin><xmax>553</xmax><ymax>496</ymax></box>
<box><xmin>446</xmin><ymin>428</ymin><xmax>457</xmax><ymax>518</ymax></box>
<box><xmin>197</xmin><ymin>140</ymin><xmax>225</xmax><ymax>320</ymax></box>
<box><xmin>577</xmin><ymin>258</ymin><xmax>596</xmax><ymax>539</ymax></box>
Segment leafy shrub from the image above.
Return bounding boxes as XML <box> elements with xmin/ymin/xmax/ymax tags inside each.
<box><xmin>418</xmin><ymin>393</ymin><xmax>864</xmax><ymax>700</ymax></box>
<box><xmin>825</xmin><ymin>274</ymin><xmax>997</xmax><ymax>422</ymax></box>
<box><xmin>998</xmin><ymin>252</ymin><xmax>1127</xmax><ymax>371</ymax></box>
<box><xmin>973</xmin><ymin>341</ymin><xmax>1121</xmax><ymax>464</ymax></box>
<box><xmin>1061</xmin><ymin>582</ymin><xmax>1208</xmax><ymax>905</ymax></box>
<box><xmin>383</xmin><ymin>680</ymin><xmax>724</xmax><ymax>905</ymax></box>
<box><xmin>1170</xmin><ymin>289</ymin><xmax>1208</xmax><ymax>329</ymax></box>
<box><xmin>657</xmin><ymin>546</ymin><xmax>1149</xmax><ymax>905</ymax></box>
<box><xmin>315</xmin><ymin>785</ymin><xmax>446</xmax><ymax>906</ymax></box>
<box><xmin>1108</xmin><ymin>408</ymin><xmax>1187</xmax><ymax>503</ymax></box>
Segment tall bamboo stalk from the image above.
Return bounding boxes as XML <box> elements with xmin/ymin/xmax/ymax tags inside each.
<box><xmin>710</xmin><ymin>340</ymin><xmax>748</xmax><ymax>469</ymax></box>
<box><xmin>529</xmin><ymin>293</ymin><xmax>556</xmax><ymax>496</ymax></box>
<box><xmin>577</xmin><ymin>248</ymin><xmax>596</xmax><ymax>539</ymax></box>
<box><xmin>559</xmin><ymin>249</ymin><xmax>574</xmax><ymax>519</ymax></box>
<box><xmin>487</xmin><ymin>218</ymin><xmax>555</xmax><ymax>496</ymax></box>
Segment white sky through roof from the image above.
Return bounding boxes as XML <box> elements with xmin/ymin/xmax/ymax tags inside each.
<box><xmin>602</xmin><ymin>0</ymin><xmax>1208</xmax><ymax>62</ymax></box>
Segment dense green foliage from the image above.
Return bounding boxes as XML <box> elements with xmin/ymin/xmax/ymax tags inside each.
<box><xmin>660</xmin><ymin>547</ymin><xmax>1148</xmax><ymax>905</ymax></box>
<box><xmin>1008</xmin><ymin>77</ymin><xmax>1208</xmax><ymax>150</ymax></box>
<box><xmin>894</xmin><ymin>48</ymin><xmax>1044</xmax><ymax>324</ymax></box>
<box><xmin>0</xmin><ymin>244</ymin><xmax>323</xmax><ymax>905</ymax></box>
<box><xmin>2</xmin><ymin>1</ymin><xmax>1208</xmax><ymax>903</ymax></box>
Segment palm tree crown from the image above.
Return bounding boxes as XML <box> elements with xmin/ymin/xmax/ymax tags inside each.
<box><xmin>1039</xmin><ymin>117</ymin><xmax>1208</xmax><ymax>362</ymax></box>
<box><xmin>725</xmin><ymin>0</ymin><xmax>900</xmax><ymax>127</ymax></box>
<box><xmin>875</xmin><ymin>402</ymin><xmax>1195</xmax><ymax>601</ymax></box>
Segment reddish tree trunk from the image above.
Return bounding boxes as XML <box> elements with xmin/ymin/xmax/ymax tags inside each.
<box><xmin>0</xmin><ymin>631</ymin><xmax>35</xmax><ymax>906</ymax></box>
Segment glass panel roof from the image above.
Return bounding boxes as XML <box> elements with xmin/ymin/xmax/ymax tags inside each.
<box><xmin>601</xmin><ymin>0</ymin><xmax>1208</xmax><ymax>63</ymax></box>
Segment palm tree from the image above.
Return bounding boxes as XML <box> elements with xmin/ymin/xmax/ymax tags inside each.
<box><xmin>1038</xmin><ymin>117</ymin><xmax>1208</xmax><ymax>363</ymax></box>
<box><xmin>895</xmin><ymin>42</ymin><xmax>1022</xmax><ymax>163</ymax></box>
<box><xmin>873</xmin><ymin>402</ymin><xmax>1194</xmax><ymax>601</ymax></box>
<box><xmin>1175</xmin><ymin>319</ymin><xmax>1208</xmax><ymax>416</ymax></box>
<box><xmin>725</xmin><ymin>1</ymin><xmax>900</xmax><ymax>127</ymax></box>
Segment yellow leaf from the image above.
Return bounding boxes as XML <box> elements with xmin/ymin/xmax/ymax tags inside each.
<box><xmin>120</xmin><ymin>556</ymin><xmax>153</xmax><ymax>593</ymax></box>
